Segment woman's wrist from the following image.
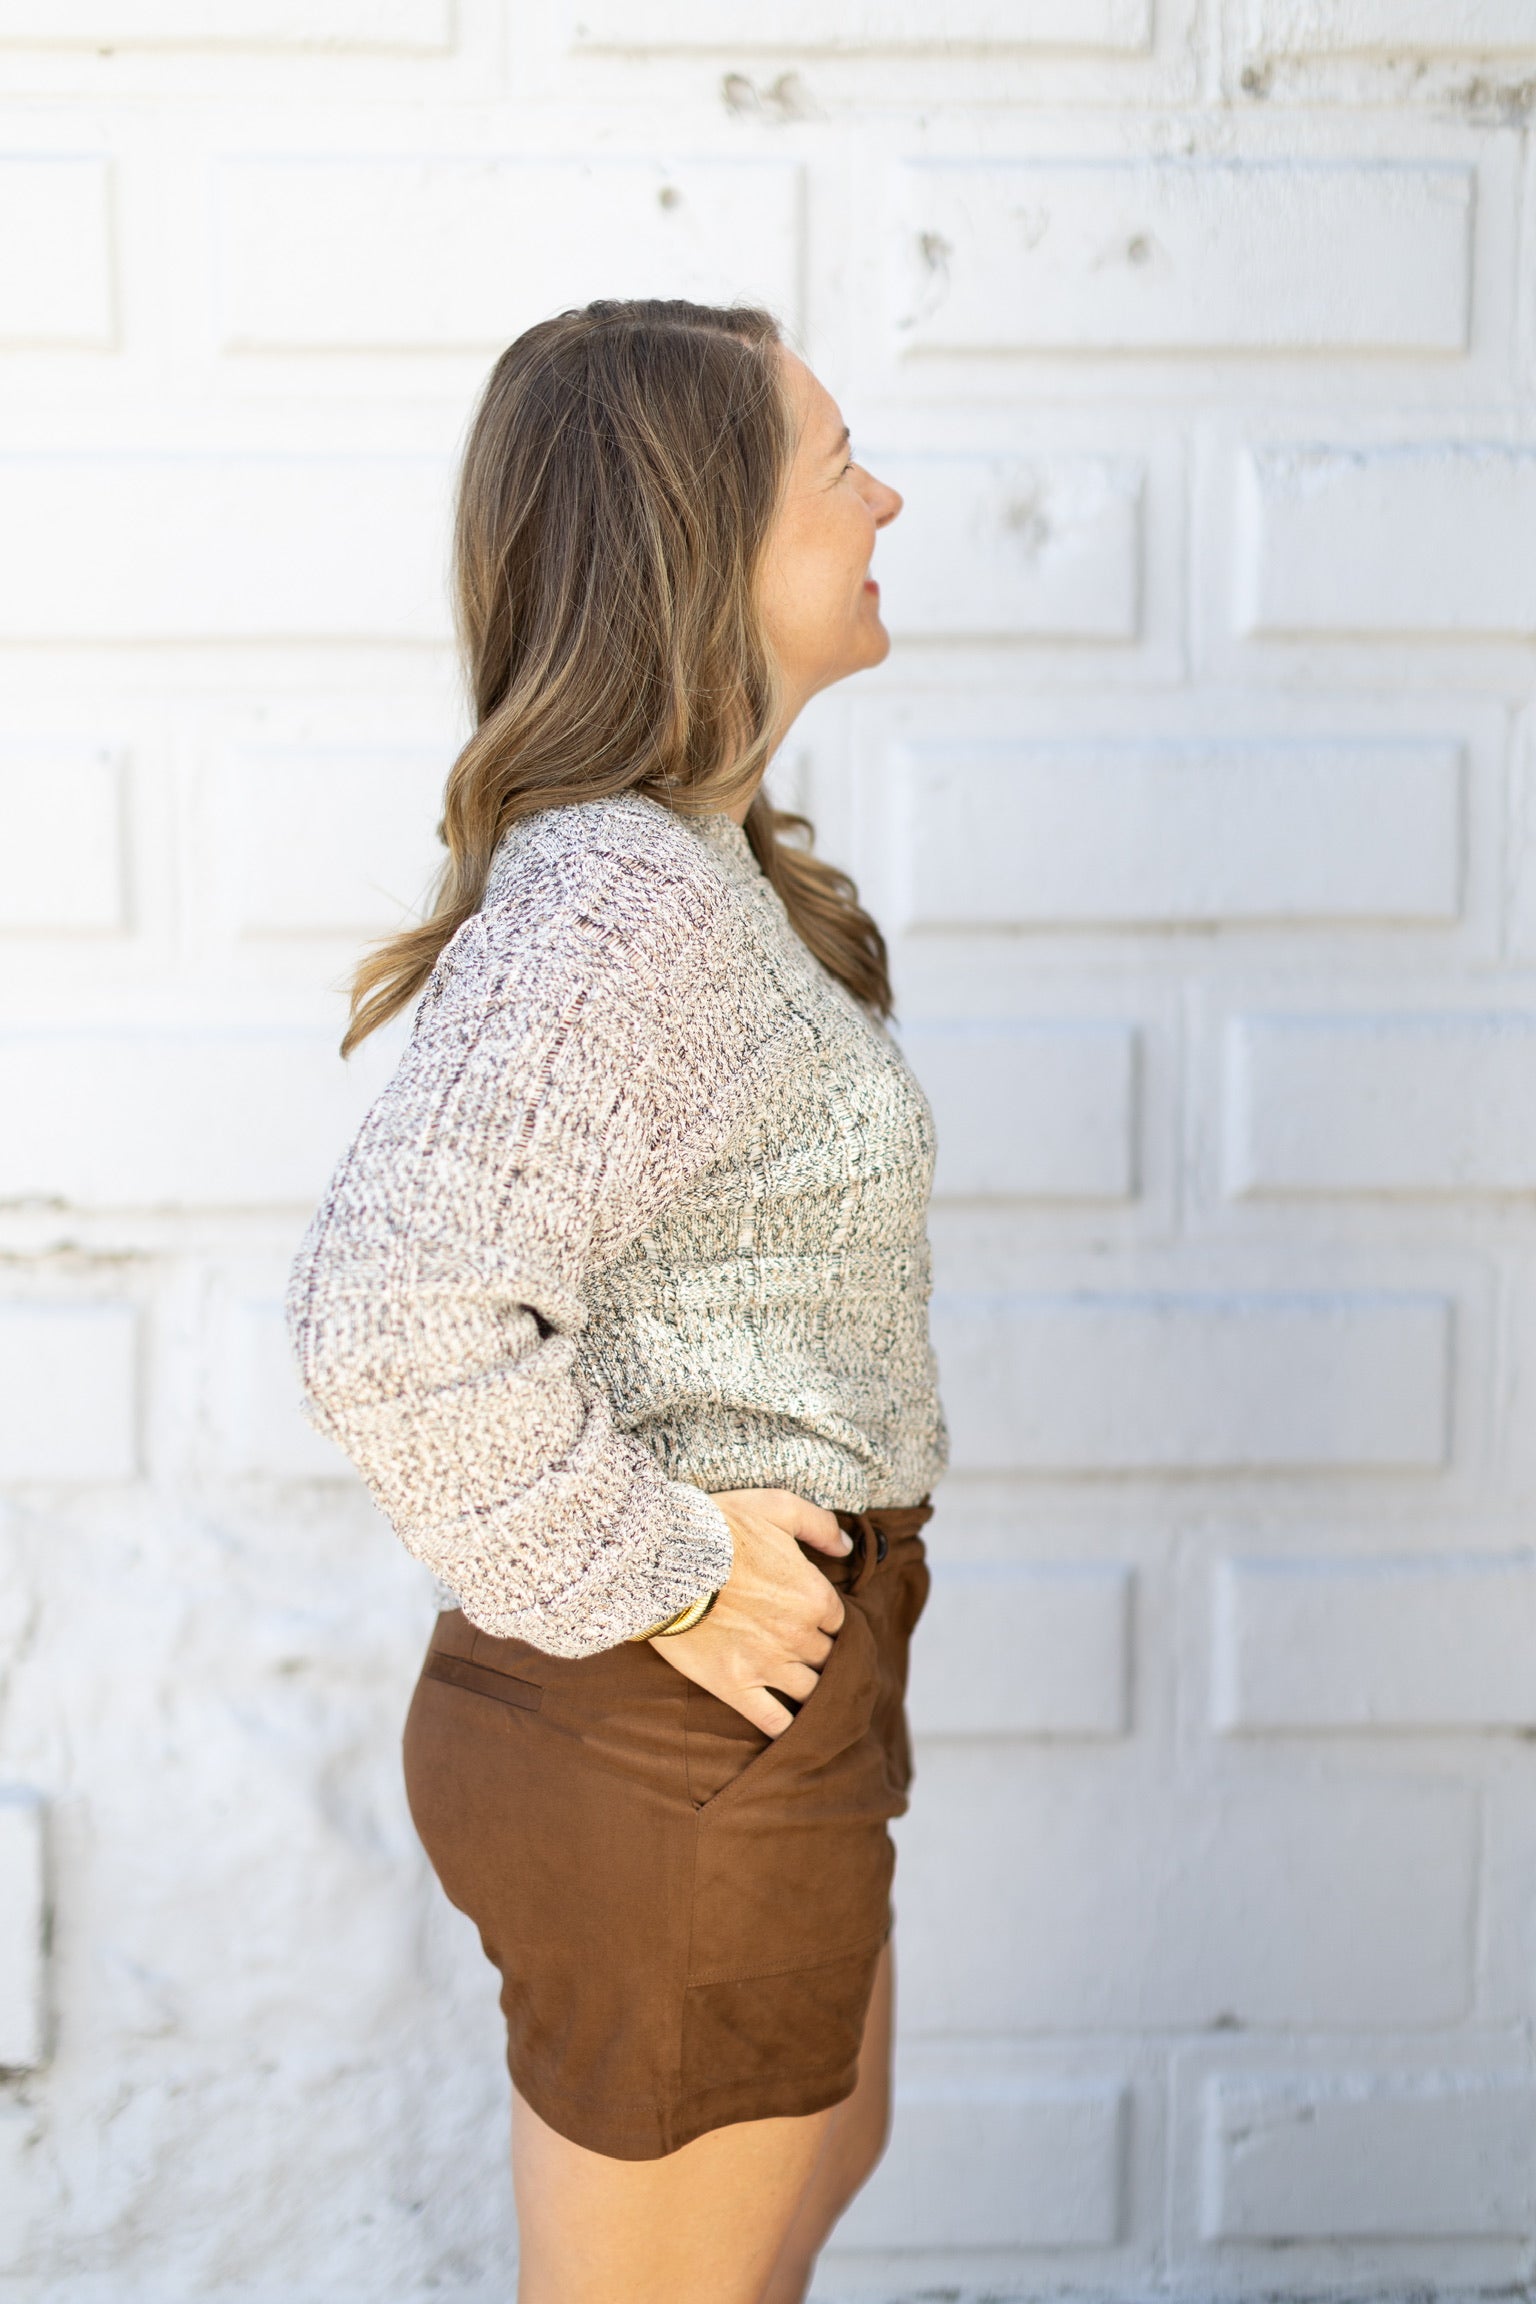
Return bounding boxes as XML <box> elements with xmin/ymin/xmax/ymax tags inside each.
<box><xmin>627</xmin><ymin>1586</ymin><xmax>721</xmax><ymax>1643</ymax></box>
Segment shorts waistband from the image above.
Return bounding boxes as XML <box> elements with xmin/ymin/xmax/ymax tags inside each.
<box><xmin>830</xmin><ymin>1497</ymin><xmax>934</xmax><ymax>1593</ymax></box>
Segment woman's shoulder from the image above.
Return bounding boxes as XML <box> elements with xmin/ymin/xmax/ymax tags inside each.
<box><xmin>419</xmin><ymin>793</ymin><xmax>756</xmax><ymax>1033</ymax></box>
<box><xmin>481</xmin><ymin>791</ymin><xmax>741</xmax><ymax>940</ymax></box>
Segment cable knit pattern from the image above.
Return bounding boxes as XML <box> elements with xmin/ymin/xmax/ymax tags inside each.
<box><xmin>285</xmin><ymin>791</ymin><xmax>948</xmax><ymax>1658</ymax></box>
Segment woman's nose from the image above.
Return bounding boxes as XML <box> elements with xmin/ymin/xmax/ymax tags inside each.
<box><xmin>872</xmin><ymin>479</ymin><xmax>903</xmax><ymax>528</ymax></box>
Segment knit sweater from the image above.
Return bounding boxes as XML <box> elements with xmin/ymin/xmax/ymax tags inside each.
<box><xmin>285</xmin><ymin>790</ymin><xmax>948</xmax><ymax>1658</ymax></box>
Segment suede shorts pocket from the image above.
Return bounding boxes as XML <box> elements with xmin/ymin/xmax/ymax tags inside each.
<box><xmin>421</xmin><ymin>1650</ymin><xmax>544</xmax><ymax>1711</ymax></box>
<box><xmin>681</xmin><ymin>1940</ymin><xmax>884</xmax><ymax>2107</ymax></box>
<box><xmin>687</xmin><ymin>1605</ymin><xmax>900</xmax><ymax>1986</ymax></box>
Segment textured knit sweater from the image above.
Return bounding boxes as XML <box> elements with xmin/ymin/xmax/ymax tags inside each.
<box><xmin>285</xmin><ymin>790</ymin><xmax>948</xmax><ymax>1658</ymax></box>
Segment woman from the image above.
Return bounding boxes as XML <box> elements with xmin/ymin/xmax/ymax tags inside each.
<box><xmin>286</xmin><ymin>298</ymin><xmax>948</xmax><ymax>2304</ymax></box>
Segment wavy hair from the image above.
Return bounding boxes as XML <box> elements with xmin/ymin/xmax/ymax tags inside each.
<box><xmin>343</xmin><ymin>298</ymin><xmax>892</xmax><ymax>1054</ymax></box>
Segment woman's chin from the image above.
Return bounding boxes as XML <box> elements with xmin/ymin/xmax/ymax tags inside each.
<box><xmin>862</xmin><ymin>618</ymin><xmax>892</xmax><ymax>668</ymax></box>
<box><xmin>817</xmin><ymin>618</ymin><xmax>892</xmax><ymax>694</ymax></box>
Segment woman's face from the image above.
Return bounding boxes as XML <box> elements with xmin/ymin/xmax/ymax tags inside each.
<box><xmin>756</xmin><ymin>351</ymin><xmax>903</xmax><ymax>725</ymax></box>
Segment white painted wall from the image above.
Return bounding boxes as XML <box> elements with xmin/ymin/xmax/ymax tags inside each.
<box><xmin>2</xmin><ymin>6</ymin><xmax>1534</xmax><ymax>2299</ymax></box>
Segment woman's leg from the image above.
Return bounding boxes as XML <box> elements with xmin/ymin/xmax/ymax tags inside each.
<box><xmin>512</xmin><ymin>2091</ymin><xmax>836</xmax><ymax>2304</ymax></box>
<box><xmin>757</xmin><ymin>1939</ymin><xmax>895</xmax><ymax>2304</ymax></box>
<box><xmin>511</xmin><ymin>1942</ymin><xmax>896</xmax><ymax>2304</ymax></box>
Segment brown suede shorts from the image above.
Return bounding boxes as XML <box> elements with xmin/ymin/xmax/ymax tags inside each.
<box><xmin>402</xmin><ymin>1501</ymin><xmax>932</xmax><ymax>2160</ymax></box>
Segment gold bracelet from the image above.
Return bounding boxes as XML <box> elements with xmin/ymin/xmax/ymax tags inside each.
<box><xmin>627</xmin><ymin>1588</ymin><xmax>720</xmax><ymax>1643</ymax></box>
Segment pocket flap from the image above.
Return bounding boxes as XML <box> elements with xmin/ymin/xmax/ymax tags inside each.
<box><xmin>422</xmin><ymin>1651</ymin><xmax>544</xmax><ymax>1711</ymax></box>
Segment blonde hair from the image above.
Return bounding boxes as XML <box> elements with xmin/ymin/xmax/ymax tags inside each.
<box><xmin>344</xmin><ymin>298</ymin><xmax>891</xmax><ymax>1054</ymax></box>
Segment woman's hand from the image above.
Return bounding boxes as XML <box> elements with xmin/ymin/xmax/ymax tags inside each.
<box><xmin>649</xmin><ymin>1487</ymin><xmax>851</xmax><ymax>1738</ymax></box>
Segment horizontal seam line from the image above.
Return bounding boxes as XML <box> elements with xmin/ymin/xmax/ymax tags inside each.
<box><xmin>686</xmin><ymin>1932</ymin><xmax>888</xmax><ymax>1989</ymax></box>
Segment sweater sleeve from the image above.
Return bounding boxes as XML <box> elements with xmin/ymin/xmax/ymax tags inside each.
<box><xmin>284</xmin><ymin>835</ymin><xmax>746</xmax><ymax>1657</ymax></box>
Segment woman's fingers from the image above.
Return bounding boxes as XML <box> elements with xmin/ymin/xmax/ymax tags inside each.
<box><xmin>768</xmin><ymin>1660</ymin><xmax>822</xmax><ymax>1705</ymax></box>
<box><xmin>702</xmin><ymin>1483</ymin><xmax>850</xmax><ymax>1562</ymax></box>
<box><xmin>646</xmin><ymin>1486</ymin><xmax>863</xmax><ymax>1731</ymax></box>
<box><xmin>732</xmin><ymin>1685</ymin><xmax>796</xmax><ymax>1739</ymax></box>
<box><xmin>783</xmin><ymin>1493</ymin><xmax>851</xmax><ymax>1557</ymax></box>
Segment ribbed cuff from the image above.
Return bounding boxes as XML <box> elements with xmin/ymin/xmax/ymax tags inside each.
<box><xmin>521</xmin><ymin>1478</ymin><xmax>735</xmax><ymax>1655</ymax></box>
<box><xmin>633</xmin><ymin>1480</ymin><xmax>735</xmax><ymax>1630</ymax></box>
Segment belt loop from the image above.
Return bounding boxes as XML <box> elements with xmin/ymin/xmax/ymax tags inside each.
<box><xmin>847</xmin><ymin>1511</ymin><xmax>884</xmax><ymax>1595</ymax></box>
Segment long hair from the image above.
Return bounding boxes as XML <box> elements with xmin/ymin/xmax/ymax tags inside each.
<box><xmin>343</xmin><ymin>297</ymin><xmax>892</xmax><ymax>1054</ymax></box>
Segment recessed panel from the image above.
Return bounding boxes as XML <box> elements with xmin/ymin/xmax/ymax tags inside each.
<box><xmin>0</xmin><ymin>1797</ymin><xmax>45</xmax><ymax>2071</ymax></box>
<box><xmin>573</xmin><ymin>0</ymin><xmax>1151</xmax><ymax>52</ymax></box>
<box><xmin>900</xmin><ymin>1022</ymin><xmax>1138</xmax><ymax>1199</ymax></box>
<box><xmin>1214</xmin><ymin>1554</ymin><xmax>1536</xmax><ymax>1731</ymax></box>
<box><xmin>0</xmin><ymin>1030</ymin><xmax>397</xmax><ymax>1206</ymax></box>
<box><xmin>876</xmin><ymin>456</ymin><xmax>1142</xmax><ymax>641</ymax></box>
<box><xmin>1240</xmin><ymin>445</ymin><xmax>1536</xmax><ymax>639</ymax></box>
<box><xmin>893</xmin><ymin>742</ymin><xmax>1463</xmax><ymax>930</ymax></box>
<box><xmin>1249</xmin><ymin>0</ymin><xmax>1536</xmax><ymax>56</ymax></box>
<box><xmin>908</xmin><ymin>1563</ymin><xmax>1132</xmax><ymax>1737</ymax></box>
<box><xmin>0</xmin><ymin>1305</ymin><xmax>137</xmax><ymax>1481</ymax></box>
<box><xmin>933</xmin><ymin>1291</ymin><xmax>1451</xmax><ymax>1472</ymax></box>
<box><xmin>0</xmin><ymin>457</ymin><xmax>452</xmax><ymax>640</ymax></box>
<box><xmin>0</xmin><ymin>2</ymin><xmax>452</xmax><ymax>47</ymax></box>
<box><xmin>1204</xmin><ymin>2071</ymin><xmax>1536</xmax><ymax>2240</ymax></box>
<box><xmin>0</xmin><ymin>747</ymin><xmax>125</xmax><ymax>932</ymax></box>
<box><xmin>839</xmin><ymin>2078</ymin><xmax>1127</xmax><ymax>2249</ymax></box>
<box><xmin>898</xmin><ymin>160</ymin><xmax>1471</xmax><ymax>355</ymax></box>
<box><xmin>1227</xmin><ymin>1012</ymin><xmax>1536</xmax><ymax>1196</ymax></box>
<box><xmin>0</xmin><ymin>158</ymin><xmax>113</xmax><ymax>347</ymax></box>
<box><xmin>223</xmin><ymin>745</ymin><xmax>446</xmax><ymax>936</ymax></box>
<box><xmin>218</xmin><ymin>157</ymin><xmax>802</xmax><ymax>351</ymax></box>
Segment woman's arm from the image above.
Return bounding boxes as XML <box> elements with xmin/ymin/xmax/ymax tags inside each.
<box><xmin>285</xmin><ymin>837</ymin><xmax>750</xmax><ymax>1658</ymax></box>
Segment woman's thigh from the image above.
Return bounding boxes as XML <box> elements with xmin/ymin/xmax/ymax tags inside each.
<box><xmin>762</xmin><ymin>1937</ymin><xmax>895</xmax><ymax>2298</ymax></box>
<box><xmin>512</xmin><ymin>1941</ymin><xmax>896</xmax><ymax>2304</ymax></box>
<box><xmin>511</xmin><ymin>2090</ymin><xmax>836</xmax><ymax>2304</ymax></box>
